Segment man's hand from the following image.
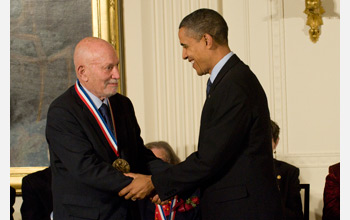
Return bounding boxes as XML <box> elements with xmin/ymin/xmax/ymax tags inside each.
<box><xmin>118</xmin><ymin>173</ymin><xmax>155</xmax><ymax>201</ymax></box>
<box><xmin>151</xmin><ymin>194</ymin><xmax>168</xmax><ymax>205</ymax></box>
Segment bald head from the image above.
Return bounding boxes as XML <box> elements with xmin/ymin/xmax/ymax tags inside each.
<box><xmin>74</xmin><ymin>37</ymin><xmax>120</xmax><ymax>100</ymax></box>
<box><xmin>74</xmin><ymin>37</ymin><xmax>115</xmax><ymax>73</ymax></box>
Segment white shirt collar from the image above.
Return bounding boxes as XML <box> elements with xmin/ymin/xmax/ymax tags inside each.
<box><xmin>81</xmin><ymin>85</ymin><xmax>108</xmax><ymax>109</ymax></box>
<box><xmin>209</xmin><ymin>51</ymin><xmax>234</xmax><ymax>84</ymax></box>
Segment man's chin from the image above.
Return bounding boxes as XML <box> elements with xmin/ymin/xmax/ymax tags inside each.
<box><xmin>105</xmin><ymin>89</ymin><xmax>118</xmax><ymax>98</ymax></box>
<box><xmin>196</xmin><ymin>71</ymin><xmax>208</xmax><ymax>76</ymax></box>
<box><xmin>193</xmin><ymin>65</ymin><xmax>208</xmax><ymax>76</ymax></box>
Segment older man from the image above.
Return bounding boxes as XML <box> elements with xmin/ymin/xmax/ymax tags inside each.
<box><xmin>46</xmin><ymin>37</ymin><xmax>168</xmax><ymax>220</ymax></box>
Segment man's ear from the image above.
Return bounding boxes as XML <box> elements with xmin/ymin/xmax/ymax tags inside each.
<box><xmin>203</xmin><ymin>33</ymin><xmax>213</xmax><ymax>48</ymax></box>
<box><xmin>275</xmin><ymin>137</ymin><xmax>280</xmax><ymax>147</ymax></box>
<box><xmin>77</xmin><ymin>65</ymin><xmax>88</xmax><ymax>82</ymax></box>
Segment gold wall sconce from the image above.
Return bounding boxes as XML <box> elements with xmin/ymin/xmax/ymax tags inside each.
<box><xmin>304</xmin><ymin>0</ymin><xmax>325</xmax><ymax>43</ymax></box>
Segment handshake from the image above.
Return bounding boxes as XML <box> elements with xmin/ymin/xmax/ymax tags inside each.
<box><xmin>119</xmin><ymin>173</ymin><xmax>200</xmax><ymax>216</ymax></box>
<box><xmin>118</xmin><ymin>172</ymin><xmax>164</xmax><ymax>204</ymax></box>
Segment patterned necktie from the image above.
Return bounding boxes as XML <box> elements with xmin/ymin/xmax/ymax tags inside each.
<box><xmin>206</xmin><ymin>78</ymin><xmax>212</xmax><ymax>97</ymax></box>
<box><xmin>99</xmin><ymin>103</ymin><xmax>114</xmax><ymax>133</ymax></box>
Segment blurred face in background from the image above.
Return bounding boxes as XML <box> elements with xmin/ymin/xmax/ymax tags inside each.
<box><xmin>150</xmin><ymin>148</ymin><xmax>170</xmax><ymax>164</ymax></box>
<box><xmin>272</xmin><ymin>137</ymin><xmax>279</xmax><ymax>153</ymax></box>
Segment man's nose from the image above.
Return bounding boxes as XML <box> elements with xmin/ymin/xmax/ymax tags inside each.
<box><xmin>112</xmin><ymin>66</ymin><xmax>120</xmax><ymax>79</ymax></box>
<box><xmin>182</xmin><ymin>49</ymin><xmax>188</xmax><ymax>60</ymax></box>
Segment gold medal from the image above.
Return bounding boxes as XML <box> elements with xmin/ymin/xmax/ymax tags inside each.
<box><xmin>112</xmin><ymin>158</ymin><xmax>130</xmax><ymax>173</ymax></box>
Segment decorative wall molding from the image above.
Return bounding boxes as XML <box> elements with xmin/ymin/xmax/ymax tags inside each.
<box><xmin>277</xmin><ymin>153</ymin><xmax>340</xmax><ymax>168</ymax></box>
<box><xmin>268</xmin><ymin>0</ymin><xmax>289</xmax><ymax>155</ymax></box>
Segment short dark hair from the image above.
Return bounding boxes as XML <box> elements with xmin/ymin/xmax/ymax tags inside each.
<box><xmin>145</xmin><ymin>141</ymin><xmax>181</xmax><ymax>165</ymax></box>
<box><xmin>179</xmin><ymin>8</ymin><xmax>228</xmax><ymax>45</ymax></box>
<box><xmin>270</xmin><ymin>120</ymin><xmax>280</xmax><ymax>143</ymax></box>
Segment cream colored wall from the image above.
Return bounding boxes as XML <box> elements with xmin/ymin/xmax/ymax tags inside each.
<box><xmin>124</xmin><ymin>0</ymin><xmax>340</xmax><ymax>220</ymax></box>
<box><xmin>124</xmin><ymin>0</ymin><xmax>217</xmax><ymax>160</ymax></box>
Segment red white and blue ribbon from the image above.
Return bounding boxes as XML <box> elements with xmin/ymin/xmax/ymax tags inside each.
<box><xmin>155</xmin><ymin>196</ymin><xmax>178</xmax><ymax>220</ymax></box>
<box><xmin>74</xmin><ymin>79</ymin><xmax>119</xmax><ymax>157</ymax></box>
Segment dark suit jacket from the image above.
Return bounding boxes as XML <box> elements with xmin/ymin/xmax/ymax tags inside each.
<box><xmin>21</xmin><ymin>167</ymin><xmax>53</xmax><ymax>220</ymax></box>
<box><xmin>46</xmin><ymin>86</ymin><xmax>168</xmax><ymax>220</ymax></box>
<box><xmin>322</xmin><ymin>162</ymin><xmax>340</xmax><ymax>220</ymax></box>
<box><xmin>274</xmin><ymin>159</ymin><xmax>303</xmax><ymax>220</ymax></box>
<box><xmin>152</xmin><ymin>54</ymin><xmax>284</xmax><ymax>220</ymax></box>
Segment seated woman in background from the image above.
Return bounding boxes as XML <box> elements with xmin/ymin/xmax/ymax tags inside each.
<box><xmin>271</xmin><ymin>120</ymin><xmax>304</xmax><ymax>220</ymax></box>
<box><xmin>322</xmin><ymin>162</ymin><xmax>340</xmax><ymax>220</ymax></box>
<box><xmin>146</xmin><ymin>141</ymin><xmax>181</xmax><ymax>165</ymax></box>
<box><xmin>139</xmin><ymin>141</ymin><xmax>200</xmax><ymax>220</ymax></box>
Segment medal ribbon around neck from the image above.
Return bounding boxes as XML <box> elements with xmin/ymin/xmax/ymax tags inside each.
<box><xmin>155</xmin><ymin>196</ymin><xmax>178</xmax><ymax>220</ymax></box>
<box><xmin>74</xmin><ymin>79</ymin><xmax>119</xmax><ymax>157</ymax></box>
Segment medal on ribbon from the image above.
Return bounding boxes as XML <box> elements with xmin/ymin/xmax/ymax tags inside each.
<box><xmin>112</xmin><ymin>158</ymin><xmax>130</xmax><ymax>173</ymax></box>
<box><xmin>75</xmin><ymin>80</ymin><xmax>130</xmax><ymax>173</ymax></box>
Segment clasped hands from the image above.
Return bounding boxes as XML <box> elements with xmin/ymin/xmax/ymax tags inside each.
<box><xmin>118</xmin><ymin>173</ymin><xmax>165</xmax><ymax>204</ymax></box>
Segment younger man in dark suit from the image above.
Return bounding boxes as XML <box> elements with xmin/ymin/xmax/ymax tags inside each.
<box><xmin>119</xmin><ymin>8</ymin><xmax>284</xmax><ymax>220</ymax></box>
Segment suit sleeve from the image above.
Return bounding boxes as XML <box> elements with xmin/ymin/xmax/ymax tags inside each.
<box><xmin>46</xmin><ymin>104</ymin><xmax>133</xmax><ymax>193</ymax></box>
<box><xmin>284</xmin><ymin>167</ymin><xmax>303</xmax><ymax>220</ymax></box>
<box><xmin>152</xmin><ymin>81</ymin><xmax>254</xmax><ymax>200</ymax></box>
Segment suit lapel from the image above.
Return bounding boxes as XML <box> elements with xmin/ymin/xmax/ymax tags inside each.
<box><xmin>108</xmin><ymin>96</ymin><xmax>129</xmax><ymax>161</ymax></box>
<box><xmin>71</xmin><ymin>87</ymin><xmax>118</xmax><ymax>161</ymax></box>
<box><xmin>209</xmin><ymin>54</ymin><xmax>241</xmax><ymax>95</ymax></box>
<box><xmin>72</xmin><ymin>87</ymin><xmax>102</xmax><ymax>136</ymax></box>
